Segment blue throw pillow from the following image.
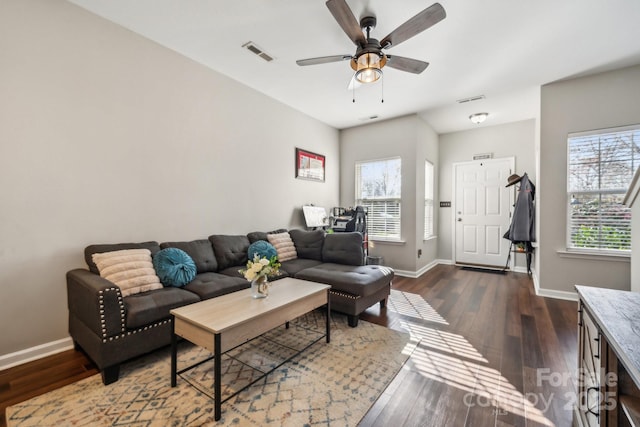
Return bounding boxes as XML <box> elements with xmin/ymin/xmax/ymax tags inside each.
<box><xmin>153</xmin><ymin>248</ymin><xmax>197</xmax><ymax>287</ymax></box>
<box><xmin>248</xmin><ymin>240</ymin><xmax>277</xmax><ymax>261</ymax></box>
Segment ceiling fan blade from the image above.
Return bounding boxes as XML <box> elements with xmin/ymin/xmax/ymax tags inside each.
<box><xmin>296</xmin><ymin>55</ymin><xmax>352</xmax><ymax>66</ymax></box>
<box><xmin>385</xmin><ymin>55</ymin><xmax>429</xmax><ymax>74</ymax></box>
<box><xmin>380</xmin><ymin>3</ymin><xmax>446</xmax><ymax>49</ymax></box>
<box><xmin>326</xmin><ymin>0</ymin><xmax>366</xmax><ymax>47</ymax></box>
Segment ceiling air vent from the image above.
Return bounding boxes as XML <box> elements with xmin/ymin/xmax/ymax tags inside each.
<box><xmin>242</xmin><ymin>41</ymin><xmax>274</xmax><ymax>62</ymax></box>
<box><xmin>456</xmin><ymin>95</ymin><xmax>485</xmax><ymax>104</ymax></box>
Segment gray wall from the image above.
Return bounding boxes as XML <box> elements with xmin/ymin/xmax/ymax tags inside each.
<box><xmin>340</xmin><ymin>115</ymin><xmax>439</xmax><ymax>274</ymax></box>
<box><xmin>438</xmin><ymin>119</ymin><xmax>537</xmax><ymax>271</ymax></box>
<box><xmin>539</xmin><ymin>65</ymin><xmax>640</xmax><ymax>293</ymax></box>
<box><xmin>0</xmin><ymin>0</ymin><xmax>339</xmax><ymax>359</ymax></box>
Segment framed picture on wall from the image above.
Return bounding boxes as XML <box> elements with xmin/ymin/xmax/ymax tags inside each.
<box><xmin>295</xmin><ymin>148</ymin><xmax>325</xmax><ymax>182</ymax></box>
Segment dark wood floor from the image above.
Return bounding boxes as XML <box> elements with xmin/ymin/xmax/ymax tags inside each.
<box><xmin>0</xmin><ymin>265</ymin><xmax>577</xmax><ymax>427</ymax></box>
<box><xmin>359</xmin><ymin>265</ymin><xmax>578</xmax><ymax>427</ymax></box>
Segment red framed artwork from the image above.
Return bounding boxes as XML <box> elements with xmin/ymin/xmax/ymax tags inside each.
<box><xmin>295</xmin><ymin>148</ymin><xmax>325</xmax><ymax>182</ymax></box>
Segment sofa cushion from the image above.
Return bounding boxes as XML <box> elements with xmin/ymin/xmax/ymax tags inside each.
<box><xmin>248</xmin><ymin>240</ymin><xmax>277</xmax><ymax>261</ymax></box>
<box><xmin>279</xmin><ymin>258</ymin><xmax>323</xmax><ymax>276</ymax></box>
<box><xmin>183</xmin><ymin>272</ymin><xmax>249</xmax><ymax>300</ymax></box>
<box><xmin>289</xmin><ymin>229</ymin><xmax>324</xmax><ymax>261</ymax></box>
<box><xmin>160</xmin><ymin>239</ymin><xmax>218</xmax><ymax>273</ymax></box>
<box><xmin>218</xmin><ymin>265</ymin><xmax>244</xmax><ymax>278</ymax></box>
<box><xmin>247</xmin><ymin>229</ymin><xmax>288</xmax><ymax>244</ymax></box>
<box><xmin>152</xmin><ymin>248</ymin><xmax>197</xmax><ymax>288</ymax></box>
<box><xmin>85</xmin><ymin>241</ymin><xmax>160</xmax><ymax>274</ymax></box>
<box><xmin>295</xmin><ymin>264</ymin><xmax>394</xmax><ymax>297</ymax></box>
<box><xmin>208</xmin><ymin>235</ymin><xmax>250</xmax><ymax>270</ymax></box>
<box><xmin>267</xmin><ymin>232</ymin><xmax>298</xmax><ymax>262</ymax></box>
<box><xmin>124</xmin><ymin>287</ymin><xmax>200</xmax><ymax>329</ymax></box>
<box><xmin>322</xmin><ymin>232</ymin><xmax>364</xmax><ymax>266</ymax></box>
<box><xmin>92</xmin><ymin>249</ymin><xmax>163</xmax><ymax>297</ymax></box>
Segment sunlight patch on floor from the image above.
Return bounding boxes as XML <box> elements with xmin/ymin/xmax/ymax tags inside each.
<box><xmin>393</xmin><ymin>291</ymin><xmax>556</xmax><ymax>427</ymax></box>
<box><xmin>388</xmin><ymin>290</ymin><xmax>448</xmax><ymax>325</ymax></box>
<box><xmin>400</xmin><ymin>321</ymin><xmax>488</xmax><ymax>363</ymax></box>
<box><xmin>410</xmin><ymin>346</ymin><xmax>554</xmax><ymax>426</ymax></box>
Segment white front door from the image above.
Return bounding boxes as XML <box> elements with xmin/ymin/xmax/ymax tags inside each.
<box><xmin>454</xmin><ymin>158</ymin><xmax>514</xmax><ymax>268</ymax></box>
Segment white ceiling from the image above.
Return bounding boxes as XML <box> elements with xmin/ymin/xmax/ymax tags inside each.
<box><xmin>68</xmin><ymin>0</ymin><xmax>640</xmax><ymax>133</ymax></box>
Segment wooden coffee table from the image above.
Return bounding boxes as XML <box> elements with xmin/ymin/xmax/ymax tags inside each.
<box><xmin>170</xmin><ymin>277</ymin><xmax>331</xmax><ymax>421</ymax></box>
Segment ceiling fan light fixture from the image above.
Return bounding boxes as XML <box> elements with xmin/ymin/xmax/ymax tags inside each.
<box><xmin>355</xmin><ymin>53</ymin><xmax>383</xmax><ymax>83</ymax></box>
<box><xmin>469</xmin><ymin>112</ymin><xmax>489</xmax><ymax>124</ymax></box>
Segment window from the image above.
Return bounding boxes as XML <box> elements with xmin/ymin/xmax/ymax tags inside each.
<box><xmin>355</xmin><ymin>157</ymin><xmax>401</xmax><ymax>240</ymax></box>
<box><xmin>567</xmin><ymin>125</ymin><xmax>640</xmax><ymax>252</ymax></box>
<box><xmin>424</xmin><ymin>160</ymin><xmax>434</xmax><ymax>239</ymax></box>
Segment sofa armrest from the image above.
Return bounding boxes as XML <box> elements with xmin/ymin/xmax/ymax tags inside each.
<box><xmin>66</xmin><ymin>269</ymin><xmax>126</xmax><ymax>340</ymax></box>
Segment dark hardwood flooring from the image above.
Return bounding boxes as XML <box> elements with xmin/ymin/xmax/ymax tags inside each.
<box><xmin>0</xmin><ymin>265</ymin><xmax>577</xmax><ymax>427</ymax></box>
<box><xmin>359</xmin><ymin>265</ymin><xmax>577</xmax><ymax>427</ymax></box>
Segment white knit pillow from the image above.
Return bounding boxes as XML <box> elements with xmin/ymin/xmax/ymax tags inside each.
<box><xmin>267</xmin><ymin>232</ymin><xmax>298</xmax><ymax>262</ymax></box>
<box><xmin>92</xmin><ymin>248</ymin><xmax>162</xmax><ymax>297</ymax></box>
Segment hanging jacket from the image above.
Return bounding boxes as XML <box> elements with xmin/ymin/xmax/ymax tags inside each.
<box><xmin>504</xmin><ymin>173</ymin><xmax>536</xmax><ymax>242</ymax></box>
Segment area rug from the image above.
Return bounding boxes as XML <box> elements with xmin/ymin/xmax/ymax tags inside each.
<box><xmin>7</xmin><ymin>312</ymin><xmax>417</xmax><ymax>426</ymax></box>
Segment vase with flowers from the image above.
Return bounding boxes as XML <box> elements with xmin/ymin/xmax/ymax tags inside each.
<box><xmin>240</xmin><ymin>254</ymin><xmax>281</xmax><ymax>298</ymax></box>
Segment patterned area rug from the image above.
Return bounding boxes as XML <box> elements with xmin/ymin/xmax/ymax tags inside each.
<box><xmin>7</xmin><ymin>312</ymin><xmax>416</xmax><ymax>426</ymax></box>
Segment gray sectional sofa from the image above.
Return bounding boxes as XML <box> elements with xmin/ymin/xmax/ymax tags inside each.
<box><xmin>66</xmin><ymin>229</ymin><xmax>393</xmax><ymax>385</ymax></box>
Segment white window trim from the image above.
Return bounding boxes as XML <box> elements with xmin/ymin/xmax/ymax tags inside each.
<box><xmin>355</xmin><ymin>157</ymin><xmax>402</xmax><ymax>241</ymax></box>
<box><xmin>565</xmin><ymin>124</ymin><xmax>639</xmax><ymax>254</ymax></box>
<box><xmin>424</xmin><ymin>159</ymin><xmax>435</xmax><ymax>240</ymax></box>
<box><xmin>369</xmin><ymin>238</ymin><xmax>406</xmax><ymax>245</ymax></box>
<box><xmin>557</xmin><ymin>249</ymin><xmax>630</xmax><ymax>262</ymax></box>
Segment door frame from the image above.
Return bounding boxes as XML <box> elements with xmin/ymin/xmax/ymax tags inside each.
<box><xmin>451</xmin><ymin>156</ymin><xmax>515</xmax><ymax>269</ymax></box>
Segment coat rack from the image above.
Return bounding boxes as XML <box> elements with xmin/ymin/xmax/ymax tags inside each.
<box><xmin>502</xmin><ymin>172</ymin><xmax>536</xmax><ymax>275</ymax></box>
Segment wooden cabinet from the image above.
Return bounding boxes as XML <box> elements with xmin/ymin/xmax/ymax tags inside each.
<box><xmin>576</xmin><ymin>286</ymin><xmax>640</xmax><ymax>427</ymax></box>
<box><xmin>577</xmin><ymin>301</ymin><xmax>619</xmax><ymax>426</ymax></box>
<box><xmin>578</xmin><ymin>303</ymin><xmax>602</xmax><ymax>426</ymax></box>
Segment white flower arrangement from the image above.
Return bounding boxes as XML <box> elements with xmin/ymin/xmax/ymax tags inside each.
<box><xmin>240</xmin><ymin>254</ymin><xmax>281</xmax><ymax>282</ymax></box>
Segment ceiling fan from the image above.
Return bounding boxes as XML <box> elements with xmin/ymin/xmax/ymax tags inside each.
<box><xmin>296</xmin><ymin>0</ymin><xmax>446</xmax><ymax>84</ymax></box>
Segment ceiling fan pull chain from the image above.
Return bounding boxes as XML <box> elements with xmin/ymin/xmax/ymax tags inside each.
<box><xmin>381</xmin><ymin>75</ymin><xmax>384</xmax><ymax>103</ymax></box>
<box><xmin>353</xmin><ymin>80</ymin><xmax>356</xmax><ymax>103</ymax></box>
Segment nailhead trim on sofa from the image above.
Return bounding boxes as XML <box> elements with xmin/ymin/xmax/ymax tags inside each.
<box><xmin>98</xmin><ymin>287</ymin><xmax>124</xmax><ymax>339</ymax></box>
<box><xmin>103</xmin><ymin>319</ymin><xmax>172</xmax><ymax>343</ymax></box>
<box><xmin>98</xmin><ymin>286</ymin><xmax>172</xmax><ymax>343</ymax></box>
<box><xmin>329</xmin><ymin>289</ymin><xmax>360</xmax><ymax>300</ymax></box>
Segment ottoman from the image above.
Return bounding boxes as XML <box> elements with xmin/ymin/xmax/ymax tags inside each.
<box><xmin>295</xmin><ymin>263</ymin><xmax>394</xmax><ymax>327</ymax></box>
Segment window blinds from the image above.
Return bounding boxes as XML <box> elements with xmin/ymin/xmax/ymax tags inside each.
<box><xmin>567</xmin><ymin>125</ymin><xmax>640</xmax><ymax>251</ymax></box>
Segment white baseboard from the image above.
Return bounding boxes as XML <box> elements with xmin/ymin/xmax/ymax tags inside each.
<box><xmin>394</xmin><ymin>259</ymin><xmax>444</xmax><ymax>278</ymax></box>
<box><xmin>536</xmin><ymin>287</ymin><xmax>579</xmax><ymax>301</ymax></box>
<box><xmin>0</xmin><ymin>337</ymin><xmax>74</xmax><ymax>371</ymax></box>
<box><xmin>528</xmin><ymin>267</ymin><xmax>578</xmax><ymax>301</ymax></box>
<box><xmin>393</xmin><ymin>269</ymin><xmax>418</xmax><ymax>278</ymax></box>
<box><xmin>532</xmin><ymin>267</ymin><xmax>540</xmax><ymax>292</ymax></box>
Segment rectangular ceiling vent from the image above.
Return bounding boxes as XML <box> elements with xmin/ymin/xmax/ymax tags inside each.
<box><xmin>242</xmin><ymin>41</ymin><xmax>274</xmax><ymax>62</ymax></box>
<box><xmin>456</xmin><ymin>95</ymin><xmax>485</xmax><ymax>104</ymax></box>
